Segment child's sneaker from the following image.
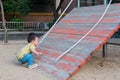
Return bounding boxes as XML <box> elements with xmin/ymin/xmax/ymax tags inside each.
<box><xmin>28</xmin><ymin>63</ymin><xmax>38</xmax><ymax>69</ymax></box>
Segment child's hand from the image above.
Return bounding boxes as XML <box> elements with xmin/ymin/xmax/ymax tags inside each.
<box><xmin>39</xmin><ymin>52</ymin><xmax>43</xmax><ymax>55</ymax></box>
<box><xmin>36</xmin><ymin>52</ymin><xmax>43</xmax><ymax>56</ymax></box>
<box><xmin>35</xmin><ymin>52</ymin><xmax>43</xmax><ymax>60</ymax></box>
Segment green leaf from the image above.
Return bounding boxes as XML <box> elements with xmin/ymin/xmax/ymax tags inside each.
<box><xmin>3</xmin><ymin>0</ymin><xmax>31</xmax><ymax>17</ymax></box>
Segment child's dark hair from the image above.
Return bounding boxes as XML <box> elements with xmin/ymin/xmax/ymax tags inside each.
<box><xmin>27</xmin><ymin>33</ymin><xmax>38</xmax><ymax>43</ymax></box>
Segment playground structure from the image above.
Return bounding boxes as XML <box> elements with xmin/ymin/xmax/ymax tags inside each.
<box><xmin>36</xmin><ymin>1</ymin><xmax>120</xmax><ymax>80</ymax></box>
<box><xmin>0</xmin><ymin>0</ymin><xmax>120</xmax><ymax>80</ymax></box>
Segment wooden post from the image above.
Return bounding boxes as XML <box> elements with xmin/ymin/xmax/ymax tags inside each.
<box><xmin>103</xmin><ymin>43</ymin><xmax>107</xmax><ymax>57</ymax></box>
<box><xmin>0</xmin><ymin>0</ymin><xmax>8</xmax><ymax>43</ymax></box>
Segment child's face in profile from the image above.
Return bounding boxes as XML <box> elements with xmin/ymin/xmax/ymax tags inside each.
<box><xmin>32</xmin><ymin>37</ymin><xmax>39</xmax><ymax>46</ymax></box>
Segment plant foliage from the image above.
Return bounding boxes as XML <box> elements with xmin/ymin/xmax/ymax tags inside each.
<box><xmin>3</xmin><ymin>0</ymin><xmax>31</xmax><ymax>17</ymax></box>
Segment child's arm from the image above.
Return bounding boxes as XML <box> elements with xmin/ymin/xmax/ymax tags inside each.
<box><xmin>30</xmin><ymin>48</ymin><xmax>42</xmax><ymax>55</ymax></box>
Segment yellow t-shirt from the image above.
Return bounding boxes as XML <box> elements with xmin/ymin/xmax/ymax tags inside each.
<box><xmin>16</xmin><ymin>43</ymin><xmax>35</xmax><ymax>60</ymax></box>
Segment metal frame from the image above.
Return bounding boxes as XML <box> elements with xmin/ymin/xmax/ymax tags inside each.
<box><xmin>103</xmin><ymin>41</ymin><xmax>120</xmax><ymax>58</ymax></box>
<box><xmin>77</xmin><ymin>0</ymin><xmax>80</xmax><ymax>8</ymax></box>
<box><xmin>103</xmin><ymin>43</ymin><xmax>107</xmax><ymax>57</ymax></box>
<box><xmin>104</xmin><ymin>0</ymin><xmax>108</xmax><ymax>5</ymax></box>
<box><xmin>77</xmin><ymin>0</ymin><xmax>108</xmax><ymax>7</ymax></box>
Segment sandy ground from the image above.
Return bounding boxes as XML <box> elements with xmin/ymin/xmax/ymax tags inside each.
<box><xmin>0</xmin><ymin>39</ymin><xmax>120</xmax><ymax>80</ymax></box>
<box><xmin>0</xmin><ymin>40</ymin><xmax>53</xmax><ymax>80</ymax></box>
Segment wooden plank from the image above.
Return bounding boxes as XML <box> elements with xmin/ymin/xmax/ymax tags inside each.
<box><xmin>66</xmin><ymin>12</ymin><xmax>103</xmax><ymax>17</ymax></box>
<box><xmin>54</xmin><ymin>23</ymin><xmax>118</xmax><ymax>31</ymax></box>
<box><xmin>38</xmin><ymin>35</ymin><xmax>106</xmax><ymax>52</ymax></box>
<box><xmin>51</xmin><ymin>28</ymin><xmax>113</xmax><ymax>37</ymax></box>
<box><xmin>63</xmin><ymin>16</ymin><xmax>120</xmax><ymax>20</ymax></box>
<box><xmin>47</xmin><ymin>33</ymin><xmax>107</xmax><ymax>43</ymax></box>
<box><xmin>66</xmin><ymin>11</ymin><xmax>120</xmax><ymax>18</ymax></box>
<box><xmin>70</xmin><ymin>3</ymin><xmax>120</xmax><ymax>13</ymax></box>
<box><xmin>69</xmin><ymin>42</ymin><xmax>100</xmax><ymax>57</ymax></box>
<box><xmin>70</xmin><ymin>7</ymin><xmax>120</xmax><ymax>14</ymax></box>
<box><xmin>71</xmin><ymin>5</ymin><xmax>105</xmax><ymax>12</ymax></box>
<box><xmin>47</xmin><ymin>33</ymin><xmax>81</xmax><ymax>41</ymax></box>
<box><xmin>40</xmin><ymin>48</ymin><xmax>83</xmax><ymax>67</ymax></box>
<box><xmin>39</xmin><ymin>40</ymin><xmax>74</xmax><ymax>52</ymax></box>
<box><xmin>37</xmin><ymin>47</ymin><xmax>84</xmax><ymax>73</ymax></box>
<box><xmin>60</xmin><ymin>16</ymin><xmax>120</xmax><ymax>24</ymax></box>
<box><xmin>37</xmin><ymin>61</ymin><xmax>70</xmax><ymax>80</ymax></box>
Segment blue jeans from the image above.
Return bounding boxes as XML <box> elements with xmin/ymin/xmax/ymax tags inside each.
<box><xmin>18</xmin><ymin>53</ymin><xmax>34</xmax><ymax>66</ymax></box>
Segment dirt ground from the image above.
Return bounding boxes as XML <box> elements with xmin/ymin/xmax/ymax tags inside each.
<box><xmin>0</xmin><ymin>39</ymin><xmax>120</xmax><ymax>80</ymax></box>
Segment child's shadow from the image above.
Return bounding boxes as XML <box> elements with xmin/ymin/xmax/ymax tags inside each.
<box><xmin>11</xmin><ymin>58</ymin><xmax>24</xmax><ymax>67</ymax></box>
